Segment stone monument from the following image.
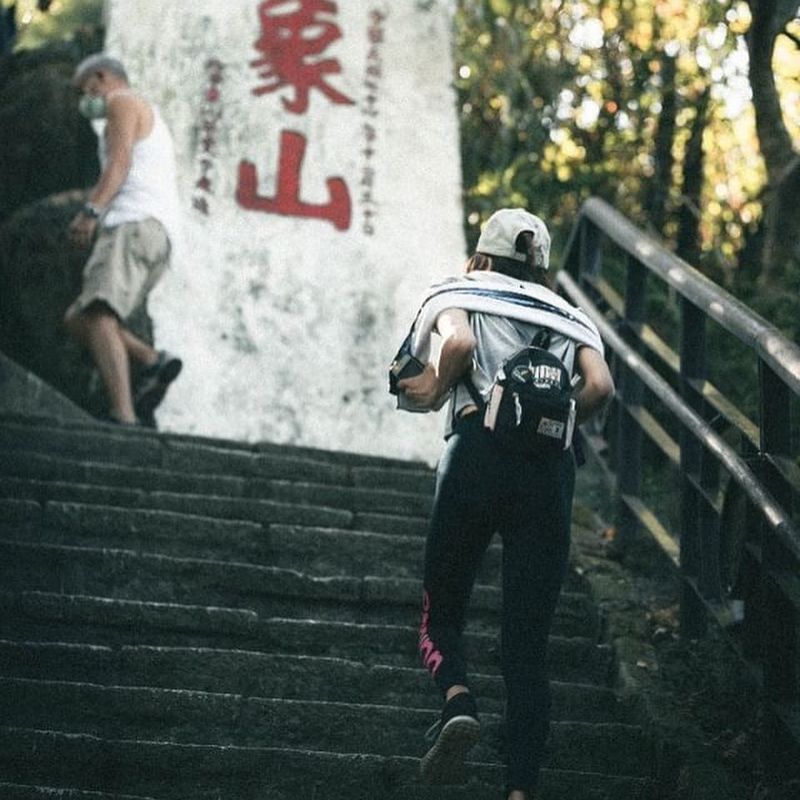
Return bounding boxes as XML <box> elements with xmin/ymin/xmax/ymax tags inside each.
<box><xmin>104</xmin><ymin>0</ymin><xmax>465</xmax><ymax>463</ymax></box>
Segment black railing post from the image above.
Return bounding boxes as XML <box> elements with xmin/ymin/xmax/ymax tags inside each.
<box><xmin>614</xmin><ymin>255</ymin><xmax>646</xmax><ymax>553</ymax></box>
<box><xmin>578</xmin><ymin>219</ymin><xmax>603</xmax><ymax>286</ymax></box>
<box><xmin>679</xmin><ymin>298</ymin><xmax>707</xmax><ymax>637</ymax></box>
<box><xmin>758</xmin><ymin>361</ymin><xmax>797</xmax><ymax>775</ymax></box>
<box><xmin>699</xmin><ymin>418</ymin><xmax>723</xmax><ymax>602</ymax></box>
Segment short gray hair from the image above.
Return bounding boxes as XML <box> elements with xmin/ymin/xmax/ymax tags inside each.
<box><xmin>73</xmin><ymin>54</ymin><xmax>129</xmax><ymax>86</ymax></box>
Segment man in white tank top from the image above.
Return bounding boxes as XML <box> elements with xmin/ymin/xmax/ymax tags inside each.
<box><xmin>64</xmin><ymin>54</ymin><xmax>182</xmax><ymax>427</ymax></box>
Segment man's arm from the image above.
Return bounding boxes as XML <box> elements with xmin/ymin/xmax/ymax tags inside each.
<box><xmin>69</xmin><ymin>94</ymin><xmax>141</xmax><ymax>248</ymax></box>
<box><xmin>574</xmin><ymin>346</ymin><xmax>615</xmax><ymax>424</ymax></box>
<box><xmin>397</xmin><ymin>308</ymin><xmax>475</xmax><ymax>410</ymax></box>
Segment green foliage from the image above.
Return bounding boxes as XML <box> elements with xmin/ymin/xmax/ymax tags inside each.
<box><xmin>453</xmin><ymin>0</ymin><xmax>799</xmax><ymax>276</ymax></box>
<box><xmin>12</xmin><ymin>0</ymin><xmax>103</xmax><ymax>52</ymax></box>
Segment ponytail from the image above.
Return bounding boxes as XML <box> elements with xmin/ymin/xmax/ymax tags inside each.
<box><xmin>465</xmin><ymin>231</ymin><xmax>551</xmax><ymax>288</ymax></box>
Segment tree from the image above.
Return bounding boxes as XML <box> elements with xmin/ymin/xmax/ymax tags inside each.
<box><xmin>453</xmin><ymin>2</ymin><xmax>800</xmax><ymax>335</ymax></box>
<box><xmin>745</xmin><ymin>0</ymin><xmax>800</xmax><ymax>286</ymax></box>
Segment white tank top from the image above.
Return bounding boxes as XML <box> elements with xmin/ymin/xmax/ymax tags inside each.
<box><xmin>99</xmin><ymin>102</ymin><xmax>181</xmax><ymax>247</ymax></box>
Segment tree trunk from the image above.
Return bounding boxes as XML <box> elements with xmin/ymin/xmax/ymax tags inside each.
<box><xmin>646</xmin><ymin>53</ymin><xmax>677</xmax><ymax>236</ymax></box>
<box><xmin>676</xmin><ymin>86</ymin><xmax>710</xmax><ymax>267</ymax></box>
<box><xmin>745</xmin><ymin>0</ymin><xmax>800</xmax><ymax>285</ymax></box>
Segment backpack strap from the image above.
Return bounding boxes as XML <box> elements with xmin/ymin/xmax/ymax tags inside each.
<box><xmin>462</xmin><ymin>374</ymin><xmax>484</xmax><ymax>408</ymax></box>
<box><xmin>531</xmin><ymin>327</ymin><xmax>551</xmax><ymax>349</ymax></box>
<box><xmin>459</xmin><ymin>325</ymin><xmax>551</xmax><ymax>412</ymax></box>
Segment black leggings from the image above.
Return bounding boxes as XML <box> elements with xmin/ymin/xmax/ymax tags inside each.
<box><xmin>418</xmin><ymin>413</ymin><xmax>575</xmax><ymax>794</ymax></box>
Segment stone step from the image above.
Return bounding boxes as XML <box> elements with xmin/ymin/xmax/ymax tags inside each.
<box><xmin>0</xmin><ymin>640</ymin><xmax>628</xmax><ymax>722</ymax></box>
<box><xmin>1</xmin><ymin>499</ymin><xmax>593</xmax><ymax>589</ymax></box>
<box><xmin>0</xmin><ymin>450</ymin><xmax>247</xmax><ymax>497</ymax></box>
<box><xmin>3</xmin><ymin>497</ymin><xmax>472</xmax><ymax>580</ymax></box>
<box><xmin>0</xmin><ymin>727</ymin><xmax>654</xmax><ymax>800</ymax></box>
<box><xmin>354</xmin><ymin>510</ymin><xmax>429</xmax><ymax>537</ymax></box>
<box><xmin>0</xmin><ymin>484</ymin><xmax>356</xmax><ymax>530</ymax></box>
<box><xmin>0</xmin><ymin>783</ymin><xmax>162</xmax><ymax>800</ymax></box>
<box><xmin>0</xmin><ymin>478</ymin><xmax>432</xmax><ymax>540</ymax></box>
<box><xmin>0</xmin><ymin>450</ymin><xmax>434</xmax><ymax>515</ymax></box>
<box><xmin>0</xmin><ymin>539</ymin><xmax>598</xmax><ymax>638</ymax></box>
<box><xmin>0</xmin><ymin>422</ymin><xmax>342</xmax><ymax>485</ymax></box>
<box><xmin>0</xmin><ymin>422</ymin><xmax>435</xmax><ymax>491</ymax></box>
<box><xmin>262</xmin><ymin>479</ymin><xmax>434</xmax><ymax>515</ymax></box>
<box><xmin>0</xmin><ymin>592</ymin><xmax>614</xmax><ymax>685</ymax></box>
<box><xmin>0</xmin><ymin>679</ymin><xmax>650</xmax><ymax>775</ymax></box>
<box><xmin>0</xmin><ymin>414</ymin><xmax>432</xmax><ymax>472</ymax></box>
<box><xmin>0</xmin><ymin>416</ymin><xmax>653</xmax><ymax>797</ymax></box>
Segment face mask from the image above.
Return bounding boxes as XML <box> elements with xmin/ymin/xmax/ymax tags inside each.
<box><xmin>78</xmin><ymin>94</ymin><xmax>107</xmax><ymax>120</ymax></box>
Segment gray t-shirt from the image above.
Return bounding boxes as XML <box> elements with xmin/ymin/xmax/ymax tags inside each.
<box><xmin>444</xmin><ymin>312</ymin><xmax>577</xmax><ymax>437</ymax></box>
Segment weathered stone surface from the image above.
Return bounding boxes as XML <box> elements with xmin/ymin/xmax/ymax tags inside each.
<box><xmin>0</xmin><ymin>678</ymin><xmax>650</xmax><ymax>775</ymax></box>
<box><xmin>0</xmin><ymin>539</ymin><xmax>598</xmax><ymax>639</ymax></box>
<box><xmin>260</xmin><ymin>479</ymin><xmax>434</xmax><ymax>516</ymax></box>
<box><xmin>0</xmin><ymin>416</ymin><xmax>433</xmax><ymax>492</ymax></box>
<box><xmin>0</xmin><ymin>498</ymin><xmax>42</xmax><ymax>528</ymax></box>
<box><xmin>0</xmin><ymin>352</ymin><xmax>93</xmax><ymax>424</ymax></box>
<box><xmin>0</xmin><ymin>782</ymin><xmax>160</xmax><ymax>800</ymax></box>
<box><xmin>352</xmin><ymin>465</ymin><xmax>436</xmax><ymax>494</ymax></box>
<box><xmin>0</xmin><ymin>727</ymin><xmax>654</xmax><ymax>800</ymax></box>
<box><xmin>0</xmin><ymin>477</ymin><xmax>150</xmax><ymax>508</ymax></box>
<box><xmin>0</xmin><ymin>449</ymin><xmax>248</xmax><ymax>495</ymax></box>
<box><xmin>353</xmin><ymin>511</ymin><xmax>429</xmax><ymax>537</ymax></box>
<box><xmin>0</xmin><ymin>481</ymin><xmax>353</xmax><ymax>530</ymax></box>
<box><xmin>0</xmin><ymin>423</ymin><xmax>162</xmax><ymax>466</ymax></box>
<box><xmin>2</xmin><ymin>590</ymin><xmax>259</xmax><ymax>640</ymax></box>
<box><xmin>0</xmin><ymin>640</ymin><xmax>626</xmax><ymax>722</ymax></box>
<box><xmin>0</xmin><ymin>414</ymin><xmax>657</xmax><ymax>797</ymax></box>
<box><xmin>1</xmin><ymin>590</ymin><xmax>613</xmax><ymax>684</ymax></box>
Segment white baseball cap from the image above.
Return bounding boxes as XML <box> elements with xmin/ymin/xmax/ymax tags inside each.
<box><xmin>476</xmin><ymin>208</ymin><xmax>551</xmax><ymax>270</ymax></box>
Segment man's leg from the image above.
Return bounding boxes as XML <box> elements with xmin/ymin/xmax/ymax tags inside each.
<box><xmin>118</xmin><ymin>326</ymin><xmax>158</xmax><ymax>368</ymax></box>
<box><xmin>64</xmin><ymin>303</ymin><xmax>137</xmax><ymax>423</ymax></box>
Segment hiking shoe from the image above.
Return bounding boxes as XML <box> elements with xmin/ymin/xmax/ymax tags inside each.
<box><xmin>134</xmin><ymin>351</ymin><xmax>182</xmax><ymax>419</ymax></box>
<box><xmin>419</xmin><ymin>692</ymin><xmax>480</xmax><ymax>785</ymax></box>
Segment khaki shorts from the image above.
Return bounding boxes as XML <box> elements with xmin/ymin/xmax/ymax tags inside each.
<box><xmin>74</xmin><ymin>217</ymin><xmax>171</xmax><ymax>321</ymax></box>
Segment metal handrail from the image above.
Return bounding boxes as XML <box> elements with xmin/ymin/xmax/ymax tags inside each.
<box><xmin>557</xmin><ymin>198</ymin><xmax>800</xmax><ymax>775</ymax></box>
<box><xmin>581</xmin><ymin>198</ymin><xmax>800</xmax><ymax>398</ymax></box>
<box><xmin>560</xmin><ymin>270</ymin><xmax>800</xmax><ymax>562</ymax></box>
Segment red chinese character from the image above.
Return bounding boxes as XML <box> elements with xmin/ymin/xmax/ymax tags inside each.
<box><xmin>250</xmin><ymin>0</ymin><xmax>354</xmax><ymax>114</ymax></box>
<box><xmin>236</xmin><ymin>129</ymin><xmax>351</xmax><ymax>230</ymax></box>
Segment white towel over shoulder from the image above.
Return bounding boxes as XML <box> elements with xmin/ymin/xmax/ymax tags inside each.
<box><xmin>409</xmin><ymin>272</ymin><xmax>604</xmax><ymax>362</ymax></box>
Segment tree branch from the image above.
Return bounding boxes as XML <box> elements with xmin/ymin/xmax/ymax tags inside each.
<box><xmin>781</xmin><ymin>26</ymin><xmax>800</xmax><ymax>48</ymax></box>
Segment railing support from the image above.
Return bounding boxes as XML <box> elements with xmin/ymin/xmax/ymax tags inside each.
<box><xmin>614</xmin><ymin>255</ymin><xmax>646</xmax><ymax>554</ymax></box>
<box><xmin>758</xmin><ymin>361</ymin><xmax>798</xmax><ymax>774</ymax></box>
<box><xmin>679</xmin><ymin>298</ymin><xmax>708</xmax><ymax>637</ymax></box>
<box><xmin>578</xmin><ymin>220</ymin><xmax>603</xmax><ymax>284</ymax></box>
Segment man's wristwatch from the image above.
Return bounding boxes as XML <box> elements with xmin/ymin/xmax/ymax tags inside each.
<box><xmin>82</xmin><ymin>203</ymin><xmax>103</xmax><ymax>219</ymax></box>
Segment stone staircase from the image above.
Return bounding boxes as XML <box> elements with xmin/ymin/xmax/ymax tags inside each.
<box><xmin>0</xmin><ymin>415</ymin><xmax>655</xmax><ymax>799</ymax></box>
